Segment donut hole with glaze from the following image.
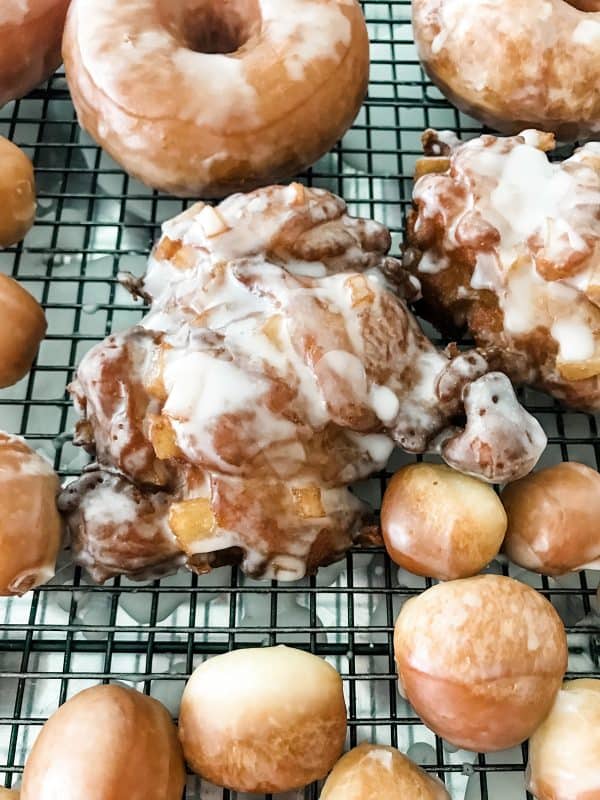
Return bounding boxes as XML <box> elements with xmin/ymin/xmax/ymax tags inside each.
<box><xmin>156</xmin><ymin>0</ymin><xmax>261</xmax><ymax>56</ymax></box>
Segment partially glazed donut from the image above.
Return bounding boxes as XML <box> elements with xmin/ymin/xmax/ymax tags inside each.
<box><xmin>0</xmin><ymin>273</ymin><xmax>46</xmax><ymax>388</ymax></box>
<box><xmin>527</xmin><ymin>679</ymin><xmax>600</xmax><ymax>800</ymax></box>
<box><xmin>63</xmin><ymin>0</ymin><xmax>370</xmax><ymax>196</ymax></box>
<box><xmin>394</xmin><ymin>575</ymin><xmax>568</xmax><ymax>752</ymax></box>
<box><xmin>412</xmin><ymin>0</ymin><xmax>600</xmax><ymax>140</ymax></box>
<box><xmin>0</xmin><ymin>0</ymin><xmax>70</xmax><ymax>108</ymax></box>
<box><xmin>0</xmin><ymin>432</ymin><xmax>62</xmax><ymax>596</ymax></box>
<box><xmin>21</xmin><ymin>685</ymin><xmax>186</xmax><ymax>800</ymax></box>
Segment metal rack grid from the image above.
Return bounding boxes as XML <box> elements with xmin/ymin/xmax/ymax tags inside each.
<box><xmin>0</xmin><ymin>1</ymin><xmax>599</xmax><ymax>798</ymax></box>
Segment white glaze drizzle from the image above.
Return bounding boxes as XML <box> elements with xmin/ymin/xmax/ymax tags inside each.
<box><xmin>145</xmin><ymin>196</ymin><xmax>406</xmax><ymax>477</ymax></box>
<box><xmin>413</xmin><ymin>131</ymin><xmax>600</xmax><ymax>365</ymax></box>
<box><xmin>71</xmin><ymin>0</ymin><xmax>356</xmax><ymax>127</ymax></box>
<box><xmin>69</xmin><ymin>184</ymin><xmax>546</xmax><ymax>581</ymax></box>
<box><xmin>366</xmin><ymin>747</ymin><xmax>394</xmax><ymax>770</ymax></box>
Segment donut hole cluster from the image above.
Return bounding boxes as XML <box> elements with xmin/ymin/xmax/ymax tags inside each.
<box><xmin>157</xmin><ymin>0</ymin><xmax>261</xmax><ymax>55</ymax></box>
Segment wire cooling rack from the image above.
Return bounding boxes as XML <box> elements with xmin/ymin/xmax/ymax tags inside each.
<box><xmin>1</xmin><ymin>2</ymin><xmax>599</xmax><ymax>798</ymax></box>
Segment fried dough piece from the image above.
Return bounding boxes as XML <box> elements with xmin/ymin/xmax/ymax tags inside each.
<box><xmin>407</xmin><ymin>129</ymin><xmax>600</xmax><ymax>410</ymax></box>
<box><xmin>62</xmin><ymin>185</ymin><xmax>545</xmax><ymax>582</ymax></box>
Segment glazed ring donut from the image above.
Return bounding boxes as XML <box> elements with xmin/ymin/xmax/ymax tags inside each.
<box><xmin>63</xmin><ymin>0</ymin><xmax>370</xmax><ymax>197</ymax></box>
<box><xmin>412</xmin><ymin>0</ymin><xmax>600</xmax><ymax>140</ymax></box>
<box><xmin>0</xmin><ymin>0</ymin><xmax>70</xmax><ymax>108</ymax></box>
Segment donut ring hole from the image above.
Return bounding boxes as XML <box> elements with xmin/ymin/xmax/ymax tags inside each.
<box><xmin>158</xmin><ymin>0</ymin><xmax>262</xmax><ymax>55</ymax></box>
<box><xmin>563</xmin><ymin>0</ymin><xmax>600</xmax><ymax>10</ymax></box>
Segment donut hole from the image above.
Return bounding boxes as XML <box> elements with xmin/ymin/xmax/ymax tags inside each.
<box><xmin>158</xmin><ymin>0</ymin><xmax>261</xmax><ymax>55</ymax></box>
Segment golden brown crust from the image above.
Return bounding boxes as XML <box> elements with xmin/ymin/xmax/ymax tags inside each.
<box><xmin>179</xmin><ymin>646</ymin><xmax>347</xmax><ymax>793</ymax></box>
<box><xmin>320</xmin><ymin>743</ymin><xmax>450</xmax><ymax>799</ymax></box>
<box><xmin>0</xmin><ymin>136</ymin><xmax>36</xmax><ymax>248</ymax></box>
<box><xmin>0</xmin><ymin>432</ymin><xmax>62</xmax><ymax>596</ymax></box>
<box><xmin>394</xmin><ymin>575</ymin><xmax>568</xmax><ymax>752</ymax></box>
<box><xmin>400</xmin><ymin>668</ymin><xmax>562</xmax><ymax>754</ymax></box>
<box><xmin>501</xmin><ymin>462</ymin><xmax>600</xmax><ymax>575</ymax></box>
<box><xmin>381</xmin><ymin>463</ymin><xmax>507</xmax><ymax>581</ymax></box>
<box><xmin>20</xmin><ymin>685</ymin><xmax>186</xmax><ymax>800</ymax></box>
<box><xmin>0</xmin><ymin>0</ymin><xmax>69</xmax><ymax>108</ymax></box>
<box><xmin>412</xmin><ymin>0</ymin><xmax>600</xmax><ymax>140</ymax></box>
<box><xmin>63</xmin><ymin>0</ymin><xmax>369</xmax><ymax>196</ymax></box>
<box><xmin>0</xmin><ymin>274</ymin><xmax>46</xmax><ymax>389</ymax></box>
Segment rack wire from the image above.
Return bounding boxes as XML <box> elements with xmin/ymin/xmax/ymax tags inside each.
<box><xmin>0</xmin><ymin>2</ymin><xmax>599</xmax><ymax>798</ymax></box>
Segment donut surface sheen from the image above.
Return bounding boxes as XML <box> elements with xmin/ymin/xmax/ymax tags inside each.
<box><xmin>63</xmin><ymin>0</ymin><xmax>370</xmax><ymax>196</ymax></box>
<box><xmin>0</xmin><ymin>0</ymin><xmax>70</xmax><ymax>108</ymax></box>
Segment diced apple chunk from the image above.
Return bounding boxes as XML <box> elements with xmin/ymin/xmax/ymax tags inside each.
<box><xmin>170</xmin><ymin>201</ymin><xmax>205</xmax><ymax>226</ymax></box>
<box><xmin>171</xmin><ymin>245</ymin><xmax>197</xmax><ymax>270</ymax></box>
<box><xmin>287</xmin><ymin>182</ymin><xmax>306</xmax><ymax>206</ymax></box>
<box><xmin>145</xmin><ymin>349</ymin><xmax>168</xmax><ymax>401</ymax></box>
<box><xmin>414</xmin><ymin>156</ymin><xmax>450</xmax><ymax>181</ymax></box>
<box><xmin>585</xmin><ymin>263</ymin><xmax>600</xmax><ymax>309</ymax></box>
<box><xmin>521</xmin><ymin>130</ymin><xmax>555</xmax><ymax>152</ymax></box>
<box><xmin>262</xmin><ymin>315</ymin><xmax>284</xmax><ymax>349</ymax></box>
<box><xmin>587</xmin><ymin>285</ymin><xmax>600</xmax><ymax>309</ymax></box>
<box><xmin>169</xmin><ymin>499</ymin><xmax>216</xmax><ymax>551</ymax></box>
<box><xmin>557</xmin><ymin>356</ymin><xmax>600</xmax><ymax>381</ymax></box>
<box><xmin>153</xmin><ymin>236</ymin><xmax>181</xmax><ymax>262</ymax></box>
<box><xmin>292</xmin><ymin>486</ymin><xmax>326</xmax><ymax>519</ymax></box>
<box><xmin>149</xmin><ymin>415</ymin><xmax>179</xmax><ymax>460</ymax></box>
<box><xmin>198</xmin><ymin>205</ymin><xmax>230</xmax><ymax>238</ymax></box>
<box><xmin>347</xmin><ymin>275</ymin><xmax>375</xmax><ymax>308</ymax></box>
